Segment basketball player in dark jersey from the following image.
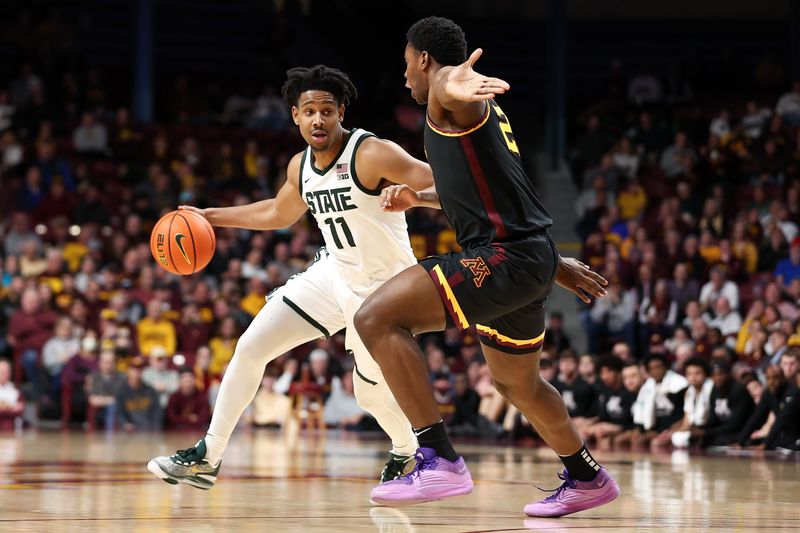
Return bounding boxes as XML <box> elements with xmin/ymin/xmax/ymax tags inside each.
<box><xmin>354</xmin><ymin>17</ymin><xmax>619</xmax><ymax>516</ymax></box>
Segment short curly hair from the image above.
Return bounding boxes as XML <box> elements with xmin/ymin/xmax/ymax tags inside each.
<box><xmin>684</xmin><ymin>357</ymin><xmax>710</xmax><ymax>375</ymax></box>
<box><xmin>281</xmin><ymin>65</ymin><xmax>358</xmax><ymax>109</ymax></box>
<box><xmin>406</xmin><ymin>16</ymin><xmax>467</xmax><ymax>67</ymax></box>
<box><xmin>597</xmin><ymin>355</ymin><xmax>624</xmax><ymax>373</ymax></box>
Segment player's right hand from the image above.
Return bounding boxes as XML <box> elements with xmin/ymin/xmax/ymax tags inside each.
<box><xmin>380</xmin><ymin>184</ymin><xmax>420</xmax><ymax>212</ymax></box>
<box><xmin>178</xmin><ymin>205</ymin><xmax>208</xmax><ymax>219</ymax></box>
<box><xmin>555</xmin><ymin>256</ymin><xmax>608</xmax><ymax>304</ymax></box>
<box><xmin>444</xmin><ymin>48</ymin><xmax>510</xmax><ymax>102</ymax></box>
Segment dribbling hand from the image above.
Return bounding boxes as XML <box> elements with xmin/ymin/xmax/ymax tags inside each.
<box><xmin>380</xmin><ymin>184</ymin><xmax>420</xmax><ymax>212</ymax></box>
<box><xmin>444</xmin><ymin>48</ymin><xmax>511</xmax><ymax>102</ymax></box>
<box><xmin>178</xmin><ymin>205</ymin><xmax>208</xmax><ymax>219</ymax></box>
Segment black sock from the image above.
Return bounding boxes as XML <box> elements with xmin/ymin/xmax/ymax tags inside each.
<box><xmin>413</xmin><ymin>421</ymin><xmax>459</xmax><ymax>462</ymax></box>
<box><xmin>559</xmin><ymin>444</ymin><xmax>601</xmax><ymax>481</ymax></box>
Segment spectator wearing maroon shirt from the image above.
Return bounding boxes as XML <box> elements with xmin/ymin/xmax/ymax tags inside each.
<box><xmin>61</xmin><ymin>335</ymin><xmax>100</xmax><ymax>423</ymax></box>
<box><xmin>6</xmin><ymin>287</ymin><xmax>58</xmax><ymax>383</ymax></box>
<box><xmin>33</xmin><ymin>177</ymin><xmax>76</xmax><ymax>224</ymax></box>
<box><xmin>176</xmin><ymin>303</ymin><xmax>211</xmax><ymax>361</ymax></box>
<box><xmin>638</xmin><ymin>280</ymin><xmax>678</xmax><ymax>356</ymax></box>
<box><xmin>166</xmin><ymin>368</ymin><xmax>210</xmax><ymax>431</ymax></box>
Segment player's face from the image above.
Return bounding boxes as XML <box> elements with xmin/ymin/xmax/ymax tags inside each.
<box><xmin>404</xmin><ymin>43</ymin><xmax>429</xmax><ymax>105</ymax></box>
<box><xmin>646</xmin><ymin>360</ymin><xmax>667</xmax><ymax>382</ymax></box>
<box><xmin>622</xmin><ymin>366</ymin><xmax>643</xmax><ymax>393</ymax></box>
<box><xmin>292</xmin><ymin>90</ymin><xmax>344</xmax><ymax>152</ymax></box>
<box><xmin>558</xmin><ymin>357</ymin><xmax>577</xmax><ymax>377</ymax></box>
<box><xmin>600</xmin><ymin>367</ymin><xmax>619</xmax><ymax>388</ymax></box>
<box><xmin>711</xmin><ymin>368</ymin><xmax>729</xmax><ymax>390</ymax></box>
<box><xmin>780</xmin><ymin>355</ymin><xmax>798</xmax><ymax>381</ymax></box>
<box><xmin>685</xmin><ymin>365</ymin><xmax>706</xmax><ymax>389</ymax></box>
<box><xmin>765</xmin><ymin>367</ymin><xmax>784</xmax><ymax>391</ymax></box>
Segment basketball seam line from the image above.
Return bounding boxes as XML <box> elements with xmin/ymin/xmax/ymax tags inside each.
<box><xmin>166</xmin><ymin>213</ymin><xmax>178</xmax><ymax>274</ymax></box>
<box><xmin>176</xmin><ymin>212</ymin><xmax>197</xmax><ymax>274</ymax></box>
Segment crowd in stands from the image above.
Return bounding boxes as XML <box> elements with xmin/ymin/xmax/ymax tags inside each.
<box><xmin>0</xmin><ymin>51</ymin><xmax>452</xmax><ymax>436</ymax></box>
<box><xmin>563</xmin><ymin>68</ymin><xmax>800</xmax><ymax>452</ymax></box>
<box><xmin>1</xmin><ymin>32</ymin><xmax>799</xmax><ymax>454</ymax></box>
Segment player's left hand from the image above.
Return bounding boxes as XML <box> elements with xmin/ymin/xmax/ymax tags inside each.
<box><xmin>555</xmin><ymin>256</ymin><xmax>608</xmax><ymax>303</ymax></box>
<box><xmin>380</xmin><ymin>184</ymin><xmax>420</xmax><ymax>212</ymax></box>
<box><xmin>444</xmin><ymin>48</ymin><xmax>511</xmax><ymax>102</ymax></box>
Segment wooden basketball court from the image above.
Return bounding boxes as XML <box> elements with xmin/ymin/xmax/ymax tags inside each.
<box><xmin>0</xmin><ymin>430</ymin><xmax>798</xmax><ymax>532</ymax></box>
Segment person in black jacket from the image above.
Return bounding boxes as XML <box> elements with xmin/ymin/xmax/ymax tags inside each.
<box><xmin>554</xmin><ymin>350</ymin><xmax>598</xmax><ymax>433</ymax></box>
<box><xmin>694</xmin><ymin>359</ymin><xmax>754</xmax><ymax>447</ymax></box>
<box><xmin>762</xmin><ymin>383</ymin><xmax>800</xmax><ymax>451</ymax></box>
<box><xmin>581</xmin><ymin>355</ymin><xmax>636</xmax><ymax>449</ymax></box>
<box><xmin>448</xmin><ymin>373</ymin><xmax>483</xmax><ymax>436</ymax></box>
<box><xmin>737</xmin><ymin>364</ymin><xmax>800</xmax><ymax>450</ymax></box>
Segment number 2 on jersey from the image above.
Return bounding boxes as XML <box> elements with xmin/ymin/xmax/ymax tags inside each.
<box><xmin>491</xmin><ymin>102</ymin><xmax>520</xmax><ymax>156</ymax></box>
<box><xmin>323</xmin><ymin>217</ymin><xmax>356</xmax><ymax>249</ymax></box>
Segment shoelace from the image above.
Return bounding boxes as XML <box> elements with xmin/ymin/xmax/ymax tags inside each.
<box><xmin>535</xmin><ymin>472</ymin><xmax>576</xmax><ymax>503</ymax></box>
<box><xmin>383</xmin><ymin>456</ymin><xmax>413</xmax><ymax>480</ymax></box>
<box><xmin>404</xmin><ymin>451</ymin><xmax>438</xmax><ymax>480</ymax></box>
<box><xmin>172</xmin><ymin>447</ymin><xmax>200</xmax><ymax>463</ymax></box>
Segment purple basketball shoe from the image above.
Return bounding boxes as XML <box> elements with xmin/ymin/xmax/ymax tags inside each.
<box><xmin>524</xmin><ymin>467</ymin><xmax>619</xmax><ymax>518</ymax></box>
<box><xmin>370</xmin><ymin>448</ymin><xmax>473</xmax><ymax>506</ymax></box>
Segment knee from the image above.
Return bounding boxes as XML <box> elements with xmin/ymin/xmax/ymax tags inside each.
<box><xmin>353</xmin><ymin>302</ymin><xmax>383</xmax><ymax>346</ymax></box>
<box><xmin>353</xmin><ymin>380</ymin><xmax>379</xmax><ymax>412</ymax></box>
<box><xmin>231</xmin><ymin>332</ymin><xmax>261</xmax><ymax>363</ymax></box>
<box><xmin>493</xmin><ymin>373</ymin><xmax>541</xmax><ymax>402</ymax></box>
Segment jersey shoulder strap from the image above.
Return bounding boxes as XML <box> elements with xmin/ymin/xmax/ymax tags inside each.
<box><xmin>298</xmin><ymin>148</ymin><xmax>309</xmax><ymax>197</ymax></box>
<box><xmin>348</xmin><ymin>129</ymin><xmax>380</xmax><ymax>197</ymax></box>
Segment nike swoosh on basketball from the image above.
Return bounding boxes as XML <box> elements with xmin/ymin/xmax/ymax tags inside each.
<box><xmin>174</xmin><ymin>233</ymin><xmax>192</xmax><ymax>264</ymax></box>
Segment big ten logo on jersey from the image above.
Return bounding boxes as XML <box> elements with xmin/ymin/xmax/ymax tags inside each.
<box><xmin>490</xmin><ymin>102</ymin><xmax>519</xmax><ymax>156</ymax></box>
<box><xmin>305</xmin><ymin>187</ymin><xmax>357</xmax><ymax>215</ymax></box>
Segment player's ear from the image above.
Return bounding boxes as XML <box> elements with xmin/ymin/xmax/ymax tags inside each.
<box><xmin>419</xmin><ymin>51</ymin><xmax>429</xmax><ymax>70</ymax></box>
<box><xmin>338</xmin><ymin>104</ymin><xmax>345</xmax><ymax>122</ymax></box>
<box><xmin>291</xmin><ymin>106</ymin><xmax>299</xmax><ymax>125</ymax></box>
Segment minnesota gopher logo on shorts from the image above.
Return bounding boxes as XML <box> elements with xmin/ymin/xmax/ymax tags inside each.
<box><xmin>460</xmin><ymin>257</ymin><xmax>491</xmax><ymax>288</ymax></box>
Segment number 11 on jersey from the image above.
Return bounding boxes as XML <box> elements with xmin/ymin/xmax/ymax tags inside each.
<box><xmin>324</xmin><ymin>217</ymin><xmax>356</xmax><ymax>249</ymax></box>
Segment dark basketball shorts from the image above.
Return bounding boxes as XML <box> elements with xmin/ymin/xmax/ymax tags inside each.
<box><xmin>420</xmin><ymin>231</ymin><xmax>558</xmax><ymax>355</ymax></box>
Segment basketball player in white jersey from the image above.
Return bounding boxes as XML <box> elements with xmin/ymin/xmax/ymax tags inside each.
<box><xmin>147</xmin><ymin>65</ymin><xmax>607</xmax><ymax>493</ymax></box>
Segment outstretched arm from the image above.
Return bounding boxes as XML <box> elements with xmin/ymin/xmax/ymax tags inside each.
<box><xmin>180</xmin><ymin>153</ymin><xmax>308</xmax><ymax>231</ymax></box>
<box><xmin>380</xmin><ymin>184</ymin><xmax>440</xmax><ymax>212</ymax></box>
<box><xmin>429</xmin><ymin>48</ymin><xmax>510</xmax><ymax>126</ymax></box>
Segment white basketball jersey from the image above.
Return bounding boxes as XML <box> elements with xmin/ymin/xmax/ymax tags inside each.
<box><xmin>299</xmin><ymin>128</ymin><xmax>416</xmax><ymax>288</ymax></box>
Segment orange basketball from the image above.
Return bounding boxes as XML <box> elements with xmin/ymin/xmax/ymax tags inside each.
<box><xmin>149</xmin><ymin>210</ymin><xmax>216</xmax><ymax>275</ymax></box>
